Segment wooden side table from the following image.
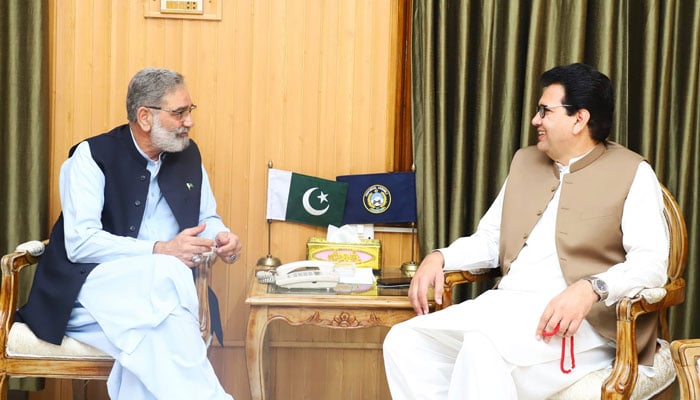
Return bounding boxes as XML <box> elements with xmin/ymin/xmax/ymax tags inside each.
<box><xmin>245</xmin><ymin>276</ymin><xmax>423</xmax><ymax>400</ymax></box>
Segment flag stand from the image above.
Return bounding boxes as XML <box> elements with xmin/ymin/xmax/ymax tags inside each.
<box><xmin>256</xmin><ymin>219</ymin><xmax>281</xmax><ymax>270</ymax></box>
<box><xmin>400</xmin><ymin>222</ymin><xmax>418</xmax><ymax>276</ymax></box>
<box><xmin>257</xmin><ymin>161</ymin><xmax>282</xmax><ymax>270</ymax></box>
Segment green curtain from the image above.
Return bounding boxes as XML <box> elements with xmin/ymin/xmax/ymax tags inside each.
<box><xmin>1</xmin><ymin>1</ymin><xmax>49</xmax><ymax>250</ymax></box>
<box><xmin>412</xmin><ymin>0</ymin><xmax>700</xmax><ymax>341</ymax></box>
<box><xmin>0</xmin><ymin>0</ymin><xmax>49</xmax><ymax>394</ymax></box>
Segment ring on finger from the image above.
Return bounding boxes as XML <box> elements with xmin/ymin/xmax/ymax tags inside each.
<box><xmin>228</xmin><ymin>254</ymin><xmax>238</xmax><ymax>263</ymax></box>
<box><xmin>191</xmin><ymin>254</ymin><xmax>203</xmax><ymax>264</ymax></box>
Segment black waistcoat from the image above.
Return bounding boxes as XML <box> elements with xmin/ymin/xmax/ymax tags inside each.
<box><xmin>17</xmin><ymin>124</ymin><xmax>202</xmax><ymax>344</ymax></box>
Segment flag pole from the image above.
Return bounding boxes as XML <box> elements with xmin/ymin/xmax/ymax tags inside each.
<box><xmin>257</xmin><ymin>161</ymin><xmax>282</xmax><ymax>270</ymax></box>
<box><xmin>400</xmin><ymin>163</ymin><xmax>418</xmax><ymax>276</ymax></box>
<box><xmin>400</xmin><ymin>222</ymin><xmax>418</xmax><ymax>276</ymax></box>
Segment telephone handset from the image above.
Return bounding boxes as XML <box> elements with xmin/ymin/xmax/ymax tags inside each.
<box><xmin>258</xmin><ymin>260</ymin><xmax>340</xmax><ymax>289</ymax></box>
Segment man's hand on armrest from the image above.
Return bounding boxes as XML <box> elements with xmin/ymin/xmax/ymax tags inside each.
<box><xmin>408</xmin><ymin>251</ymin><xmax>445</xmax><ymax>315</ymax></box>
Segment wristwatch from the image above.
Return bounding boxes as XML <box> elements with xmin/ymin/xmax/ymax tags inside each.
<box><xmin>585</xmin><ymin>277</ymin><xmax>609</xmax><ymax>302</ymax></box>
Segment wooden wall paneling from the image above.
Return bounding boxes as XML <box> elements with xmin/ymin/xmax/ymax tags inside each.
<box><xmin>284</xmin><ymin>1</ymin><xmax>306</xmax><ymax>174</ymax></box>
<box><xmin>48</xmin><ymin>0</ymin><xmax>73</xmax><ymax>221</ymax></box>
<box><xmin>209</xmin><ymin>347</ymin><xmax>250</xmax><ymax>399</ymax></box>
<box><xmin>300</xmin><ymin>0</ymin><xmax>322</xmax><ymax>166</ymax></box>
<box><xmin>107</xmin><ymin>2</ymin><xmax>127</xmax><ymax>130</ymax></box>
<box><xmin>347</xmin><ymin>0</ymin><xmax>387</xmax><ymax>174</ymax></box>
<box><xmin>392</xmin><ymin>0</ymin><xmax>413</xmax><ymax>172</ymax></box>
<box><xmin>317</xmin><ymin>0</ymin><xmax>341</xmax><ymax>171</ymax></box>
<box><xmin>91</xmin><ymin>2</ymin><xmax>110</xmax><ymax>132</ymax></box>
<box><xmin>206</xmin><ymin>4</ymin><xmax>255</xmax><ymax>397</ymax></box>
<box><xmin>106</xmin><ymin>2</ymin><xmax>131</xmax><ymax>129</ymax></box>
<box><xmin>72</xmin><ymin>0</ymin><xmax>91</xmax><ymax>145</ymax></box>
<box><xmin>332</xmin><ymin>0</ymin><xmax>356</xmax><ymax>172</ymax></box>
<box><xmin>377</xmin><ymin>231</ymin><xmax>414</xmax><ymax>274</ymax></box>
<box><xmin>228</xmin><ymin>0</ymin><xmax>255</xmax><ymax>264</ymax></box>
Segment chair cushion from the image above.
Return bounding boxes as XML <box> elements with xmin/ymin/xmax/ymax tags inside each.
<box><xmin>550</xmin><ymin>340</ymin><xmax>675</xmax><ymax>400</ymax></box>
<box><xmin>7</xmin><ymin>322</ymin><xmax>112</xmax><ymax>359</ymax></box>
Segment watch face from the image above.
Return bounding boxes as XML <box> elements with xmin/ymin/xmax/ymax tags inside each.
<box><xmin>594</xmin><ymin>279</ymin><xmax>608</xmax><ymax>292</ymax></box>
<box><xmin>591</xmin><ymin>278</ymin><xmax>609</xmax><ymax>301</ymax></box>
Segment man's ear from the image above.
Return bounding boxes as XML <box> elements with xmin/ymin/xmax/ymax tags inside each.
<box><xmin>136</xmin><ymin>107</ymin><xmax>153</xmax><ymax>132</ymax></box>
<box><xmin>572</xmin><ymin>109</ymin><xmax>591</xmax><ymax>135</ymax></box>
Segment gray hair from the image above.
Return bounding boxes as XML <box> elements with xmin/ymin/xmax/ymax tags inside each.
<box><xmin>126</xmin><ymin>68</ymin><xmax>185</xmax><ymax>122</ymax></box>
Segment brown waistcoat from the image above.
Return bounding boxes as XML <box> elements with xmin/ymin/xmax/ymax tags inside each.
<box><xmin>499</xmin><ymin>141</ymin><xmax>658</xmax><ymax>365</ymax></box>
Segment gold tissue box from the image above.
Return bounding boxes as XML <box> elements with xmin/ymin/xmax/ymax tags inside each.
<box><xmin>306</xmin><ymin>238</ymin><xmax>382</xmax><ymax>273</ymax></box>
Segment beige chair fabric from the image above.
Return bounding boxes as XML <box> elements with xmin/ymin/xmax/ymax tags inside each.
<box><xmin>550</xmin><ymin>340</ymin><xmax>675</xmax><ymax>400</ymax></box>
<box><xmin>7</xmin><ymin>322</ymin><xmax>110</xmax><ymax>359</ymax></box>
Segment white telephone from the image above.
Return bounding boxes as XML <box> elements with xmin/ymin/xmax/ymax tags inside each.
<box><xmin>258</xmin><ymin>260</ymin><xmax>339</xmax><ymax>289</ymax></box>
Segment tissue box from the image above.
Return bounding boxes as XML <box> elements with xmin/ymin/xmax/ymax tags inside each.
<box><xmin>306</xmin><ymin>237</ymin><xmax>382</xmax><ymax>273</ymax></box>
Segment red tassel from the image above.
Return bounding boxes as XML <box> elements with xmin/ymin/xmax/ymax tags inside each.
<box><xmin>541</xmin><ymin>323</ymin><xmax>575</xmax><ymax>374</ymax></box>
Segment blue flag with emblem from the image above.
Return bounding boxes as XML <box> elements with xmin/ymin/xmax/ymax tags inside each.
<box><xmin>267</xmin><ymin>168</ymin><xmax>348</xmax><ymax>227</ymax></box>
<box><xmin>336</xmin><ymin>171</ymin><xmax>417</xmax><ymax>224</ymax></box>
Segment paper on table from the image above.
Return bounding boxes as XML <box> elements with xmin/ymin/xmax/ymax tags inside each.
<box><xmin>326</xmin><ymin>224</ymin><xmax>362</xmax><ymax>243</ymax></box>
<box><xmin>337</xmin><ymin>267</ymin><xmax>375</xmax><ymax>285</ymax></box>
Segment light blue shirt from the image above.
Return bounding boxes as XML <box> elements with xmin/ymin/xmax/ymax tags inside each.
<box><xmin>59</xmin><ymin>133</ymin><xmax>228</xmax><ymax>264</ymax></box>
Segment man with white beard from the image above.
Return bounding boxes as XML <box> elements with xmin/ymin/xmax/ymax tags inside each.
<box><xmin>17</xmin><ymin>68</ymin><xmax>238</xmax><ymax>399</ymax></box>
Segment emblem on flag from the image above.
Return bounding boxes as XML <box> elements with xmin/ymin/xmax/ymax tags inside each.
<box><xmin>363</xmin><ymin>184</ymin><xmax>391</xmax><ymax>214</ymax></box>
<box><xmin>302</xmin><ymin>187</ymin><xmax>331</xmax><ymax>216</ymax></box>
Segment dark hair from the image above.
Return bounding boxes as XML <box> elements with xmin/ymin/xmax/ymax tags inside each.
<box><xmin>540</xmin><ymin>63</ymin><xmax>613</xmax><ymax>141</ymax></box>
<box><xmin>126</xmin><ymin>68</ymin><xmax>185</xmax><ymax>122</ymax></box>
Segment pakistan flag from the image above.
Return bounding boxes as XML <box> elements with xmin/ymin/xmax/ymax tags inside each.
<box><xmin>266</xmin><ymin>168</ymin><xmax>348</xmax><ymax>227</ymax></box>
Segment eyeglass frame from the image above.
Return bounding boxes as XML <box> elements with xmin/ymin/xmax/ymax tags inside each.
<box><xmin>144</xmin><ymin>104</ymin><xmax>197</xmax><ymax>121</ymax></box>
<box><xmin>537</xmin><ymin>103</ymin><xmax>573</xmax><ymax>119</ymax></box>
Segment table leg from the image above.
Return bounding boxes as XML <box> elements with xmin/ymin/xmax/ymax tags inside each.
<box><xmin>246</xmin><ymin>306</ymin><xmax>270</xmax><ymax>400</ymax></box>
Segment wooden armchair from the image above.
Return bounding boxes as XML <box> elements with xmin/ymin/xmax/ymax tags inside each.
<box><xmin>671</xmin><ymin>339</ymin><xmax>700</xmax><ymax>399</ymax></box>
<box><xmin>0</xmin><ymin>241</ymin><xmax>215</xmax><ymax>400</ymax></box>
<box><xmin>437</xmin><ymin>185</ymin><xmax>687</xmax><ymax>400</ymax></box>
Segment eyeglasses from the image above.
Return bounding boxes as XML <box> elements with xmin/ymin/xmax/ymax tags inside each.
<box><xmin>537</xmin><ymin>104</ymin><xmax>572</xmax><ymax>119</ymax></box>
<box><xmin>145</xmin><ymin>104</ymin><xmax>197</xmax><ymax>121</ymax></box>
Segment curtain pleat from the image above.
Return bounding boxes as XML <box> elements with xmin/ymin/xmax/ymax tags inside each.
<box><xmin>1</xmin><ymin>0</ymin><xmax>49</xmax><ymax>393</ymax></box>
<box><xmin>1</xmin><ymin>1</ymin><xmax>49</xmax><ymax>252</ymax></box>
<box><xmin>413</xmin><ymin>0</ymin><xmax>700</xmax><ymax>339</ymax></box>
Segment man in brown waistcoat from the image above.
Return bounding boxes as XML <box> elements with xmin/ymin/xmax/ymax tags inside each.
<box><xmin>383</xmin><ymin>63</ymin><xmax>668</xmax><ymax>399</ymax></box>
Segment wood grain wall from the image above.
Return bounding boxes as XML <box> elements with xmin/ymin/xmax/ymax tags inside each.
<box><xmin>34</xmin><ymin>1</ymin><xmax>411</xmax><ymax>399</ymax></box>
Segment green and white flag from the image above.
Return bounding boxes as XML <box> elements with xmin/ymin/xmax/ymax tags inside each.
<box><xmin>266</xmin><ymin>168</ymin><xmax>348</xmax><ymax>227</ymax></box>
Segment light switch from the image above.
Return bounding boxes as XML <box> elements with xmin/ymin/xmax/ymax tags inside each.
<box><xmin>160</xmin><ymin>0</ymin><xmax>203</xmax><ymax>14</ymax></box>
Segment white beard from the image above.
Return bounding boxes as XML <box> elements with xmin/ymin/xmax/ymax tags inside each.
<box><xmin>150</xmin><ymin>114</ymin><xmax>190</xmax><ymax>153</ymax></box>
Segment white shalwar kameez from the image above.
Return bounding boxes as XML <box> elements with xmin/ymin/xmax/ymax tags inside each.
<box><xmin>383</xmin><ymin>157</ymin><xmax>668</xmax><ymax>400</ymax></box>
<box><xmin>61</xmin><ymin>139</ymin><xmax>233</xmax><ymax>399</ymax></box>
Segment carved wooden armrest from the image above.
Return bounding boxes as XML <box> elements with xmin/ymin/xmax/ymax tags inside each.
<box><xmin>437</xmin><ymin>268</ymin><xmax>501</xmax><ymax>310</ymax></box>
<box><xmin>0</xmin><ymin>240</ymin><xmax>47</xmax><ymax>351</ymax></box>
<box><xmin>602</xmin><ymin>278</ymin><xmax>685</xmax><ymax>399</ymax></box>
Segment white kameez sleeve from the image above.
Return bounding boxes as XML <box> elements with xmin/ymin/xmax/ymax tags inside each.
<box><xmin>596</xmin><ymin>162</ymin><xmax>669</xmax><ymax>305</ymax></box>
<box><xmin>438</xmin><ymin>182</ymin><xmax>505</xmax><ymax>272</ymax></box>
